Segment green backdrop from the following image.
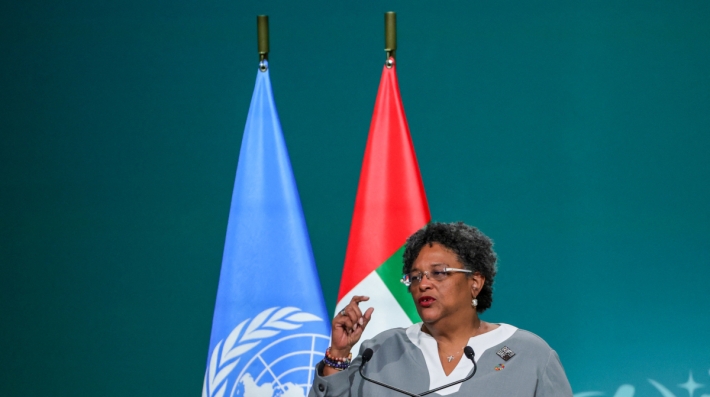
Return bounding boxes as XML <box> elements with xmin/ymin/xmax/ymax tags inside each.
<box><xmin>1</xmin><ymin>0</ymin><xmax>709</xmax><ymax>396</ymax></box>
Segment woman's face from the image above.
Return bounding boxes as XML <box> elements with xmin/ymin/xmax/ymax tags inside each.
<box><xmin>409</xmin><ymin>242</ymin><xmax>482</xmax><ymax>326</ymax></box>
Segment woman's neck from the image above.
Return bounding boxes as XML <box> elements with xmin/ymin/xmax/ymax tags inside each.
<box><xmin>422</xmin><ymin>315</ymin><xmax>483</xmax><ymax>344</ymax></box>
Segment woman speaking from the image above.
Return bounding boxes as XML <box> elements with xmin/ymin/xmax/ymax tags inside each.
<box><xmin>309</xmin><ymin>222</ymin><xmax>573</xmax><ymax>397</ymax></box>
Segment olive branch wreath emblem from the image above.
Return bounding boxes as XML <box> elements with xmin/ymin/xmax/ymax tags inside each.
<box><xmin>202</xmin><ymin>306</ymin><xmax>323</xmax><ymax>397</ymax></box>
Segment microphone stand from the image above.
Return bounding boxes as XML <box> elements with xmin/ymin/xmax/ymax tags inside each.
<box><xmin>419</xmin><ymin>347</ymin><xmax>477</xmax><ymax>396</ymax></box>
<box><xmin>359</xmin><ymin>365</ymin><xmax>421</xmax><ymax>397</ymax></box>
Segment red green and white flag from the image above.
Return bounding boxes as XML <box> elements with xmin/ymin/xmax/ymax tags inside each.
<box><xmin>335</xmin><ymin>58</ymin><xmax>430</xmax><ymax>354</ymax></box>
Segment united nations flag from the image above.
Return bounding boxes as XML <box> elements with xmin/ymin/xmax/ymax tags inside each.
<box><xmin>202</xmin><ymin>60</ymin><xmax>330</xmax><ymax>397</ymax></box>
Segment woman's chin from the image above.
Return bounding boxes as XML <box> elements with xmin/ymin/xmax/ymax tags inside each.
<box><xmin>417</xmin><ymin>309</ymin><xmax>442</xmax><ymax>325</ymax></box>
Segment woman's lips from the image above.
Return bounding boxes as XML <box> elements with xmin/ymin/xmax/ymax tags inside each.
<box><xmin>418</xmin><ymin>296</ymin><xmax>435</xmax><ymax>307</ymax></box>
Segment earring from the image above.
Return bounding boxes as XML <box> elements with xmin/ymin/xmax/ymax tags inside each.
<box><xmin>472</xmin><ymin>298</ymin><xmax>478</xmax><ymax>307</ymax></box>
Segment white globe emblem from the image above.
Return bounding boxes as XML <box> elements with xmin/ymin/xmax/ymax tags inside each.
<box><xmin>234</xmin><ymin>333</ymin><xmax>330</xmax><ymax>397</ymax></box>
<box><xmin>202</xmin><ymin>307</ymin><xmax>330</xmax><ymax>397</ymax></box>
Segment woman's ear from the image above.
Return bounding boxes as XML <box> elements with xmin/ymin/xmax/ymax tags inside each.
<box><xmin>469</xmin><ymin>272</ymin><xmax>485</xmax><ymax>297</ymax></box>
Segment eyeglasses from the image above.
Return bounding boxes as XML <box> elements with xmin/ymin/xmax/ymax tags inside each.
<box><xmin>400</xmin><ymin>267</ymin><xmax>472</xmax><ymax>287</ymax></box>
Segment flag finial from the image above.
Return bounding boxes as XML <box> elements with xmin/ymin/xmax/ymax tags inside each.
<box><xmin>257</xmin><ymin>15</ymin><xmax>269</xmax><ymax>71</ymax></box>
<box><xmin>385</xmin><ymin>12</ymin><xmax>396</xmax><ymax>67</ymax></box>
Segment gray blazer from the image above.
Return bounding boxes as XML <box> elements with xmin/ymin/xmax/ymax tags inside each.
<box><xmin>309</xmin><ymin>327</ymin><xmax>572</xmax><ymax>397</ymax></box>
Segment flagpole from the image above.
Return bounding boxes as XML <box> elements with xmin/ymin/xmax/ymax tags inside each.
<box><xmin>384</xmin><ymin>11</ymin><xmax>396</xmax><ymax>67</ymax></box>
<box><xmin>257</xmin><ymin>15</ymin><xmax>269</xmax><ymax>71</ymax></box>
<box><xmin>203</xmin><ymin>13</ymin><xmax>331</xmax><ymax>397</ymax></box>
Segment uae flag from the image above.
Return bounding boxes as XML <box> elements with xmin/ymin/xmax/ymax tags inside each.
<box><xmin>335</xmin><ymin>57</ymin><xmax>430</xmax><ymax>354</ymax></box>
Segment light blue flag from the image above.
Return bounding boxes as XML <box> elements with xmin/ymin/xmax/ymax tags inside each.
<box><xmin>202</xmin><ymin>62</ymin><xmax>331</xmax><ymax>397</ymax></box>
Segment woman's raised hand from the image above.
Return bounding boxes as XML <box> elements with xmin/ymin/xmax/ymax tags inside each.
<box><xmin>329</xmin><ymin>295</ymin><xmax>374</xmax><ymax>357</ymax></box>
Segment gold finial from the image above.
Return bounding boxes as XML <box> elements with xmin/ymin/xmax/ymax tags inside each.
<box><xmin>384</xmin><ymin>12</ymin><xmax>396</xmax><ymax>67</ymax></box>
<box><xmin>257</xmin><ymin>15</ymin><xmax>269</xmax><ymax>71</ymax></box>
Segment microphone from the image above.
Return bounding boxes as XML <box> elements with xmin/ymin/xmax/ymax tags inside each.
<box><xmin>362</xmin><ymin>348</ymin><xmax>373</xmax><ymax>362</ymax></box>
<box><xmin>358</xmin><ymin>346</ymin><xmax>477</xmax><ymax>397</ymax></box>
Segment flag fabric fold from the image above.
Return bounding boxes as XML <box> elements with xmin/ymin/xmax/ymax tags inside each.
<box><xmin>202</xmin><ymin>62</ymin><xmax>330</xmax><ymax>397</ymax></box>
<box><xmin>335</xmin><ymin>58</ymin><xmax>431</xmax><ymax>354</ymax></box>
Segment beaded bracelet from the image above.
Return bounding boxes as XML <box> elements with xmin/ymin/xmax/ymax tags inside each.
<box><xmin>323</xmin><ymin>347</ymin><xmax>352</xmax><ymax>370</ymax></box>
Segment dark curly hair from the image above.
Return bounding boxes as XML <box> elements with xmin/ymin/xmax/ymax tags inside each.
<box><xmin>402</xmin><ymin>222</ymin><xmax>498</xmax><ymax>313</ymax></box>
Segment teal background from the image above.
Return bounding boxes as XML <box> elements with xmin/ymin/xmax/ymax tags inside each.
<box><xmin>1</xmin><ymin>1</ymin><xmax>709</xmax><ymax>396</ymax></box>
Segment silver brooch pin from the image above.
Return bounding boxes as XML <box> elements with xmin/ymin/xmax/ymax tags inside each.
<box><xmin>496</xmin><ymin>346</ymin><xmax>515</xmax><ymax>361</ymax></box>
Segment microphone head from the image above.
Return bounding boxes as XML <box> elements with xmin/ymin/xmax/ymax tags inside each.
<box><xmin>464</xmin><ymin>346</ymin><xmax>475</xmax><ymax>359</ymax></box>
<box><xmin>362</xmin><ymin>348</ymin><xmax>374</xmax><ymax>363</ymax></box>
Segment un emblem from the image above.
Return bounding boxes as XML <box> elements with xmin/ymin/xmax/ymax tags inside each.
<box><xmin>202</xmin><ymin>307</ymin><xmax>330</xmax><ymax>397</ymax></box>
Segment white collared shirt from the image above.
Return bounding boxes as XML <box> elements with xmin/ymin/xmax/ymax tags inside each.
<box><xmin>405</xmin><ymin>323</ymin><xmax>518</xmax><ymax>395</ymax></box>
